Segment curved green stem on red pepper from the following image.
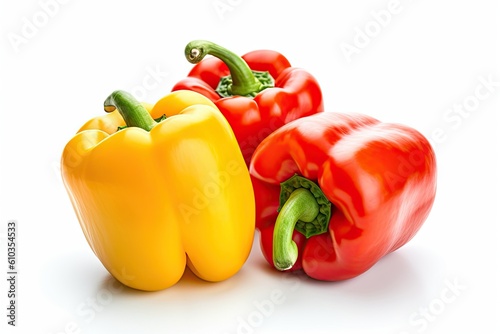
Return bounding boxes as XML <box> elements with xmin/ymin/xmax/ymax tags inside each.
<box><xmin>278</xmin><ymin>174</ymin><xmax>332</xmax><ymax>238</ymax></box>
<box><xmin>273</xmin><ymin>175</ymin><xmax>332</xmax><ymax>270</ymax></box>
<box><xmin>104</xmin><ymin>90</ymin><xmax>158</xmax><ymax>132</ymax></box>
<box><xmin>273</xmin><ymin>188</ymin><xmax>320</xmax><ymax>271</ymax></box>
<box><xmin>185</xmin><ymin>40</ymin><xmax>274</xmax><ymax>98</ymax></box>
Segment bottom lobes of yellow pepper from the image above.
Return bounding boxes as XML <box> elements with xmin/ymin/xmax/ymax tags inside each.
<box><xmin>61</xmin><ymin>91</ymin><xmax>255</xmax><ymax>291</ymax></box>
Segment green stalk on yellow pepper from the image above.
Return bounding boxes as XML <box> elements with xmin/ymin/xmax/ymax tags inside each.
<box><xmin>61</xmin><ymin>90</ymin><xmax>255</xmax><ymax>291</ymax></box>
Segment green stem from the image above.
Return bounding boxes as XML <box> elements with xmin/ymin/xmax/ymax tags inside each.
<box><xmin>185</xmin><ymin>40</ymin><xmax>272</xmax><ymax>97</ymax></box>
<box><xmin>273</xmin><ymin>188</ymin><xmax>320</xmax><ymax>271</ymax></box>
<box><xmin>103</xmin><ymin>90</ymin><xmax>157</xmax><ymax>132</ymax></box>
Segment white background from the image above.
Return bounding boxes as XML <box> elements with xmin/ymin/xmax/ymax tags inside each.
<box><xmin>1</xmin><ymin>0</ymin><xmax>499</xmax><ymax>333</ymax></box>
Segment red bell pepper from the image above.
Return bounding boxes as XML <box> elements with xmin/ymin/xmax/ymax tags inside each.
<box><xmin>172</xmin><ymin>40</ymin><xmax>324</xmax><ymax>166</ymax></box>
<box><xmin>249</xmin><ymin>112</ymin><xmax>437</xmax><ymax>280</ymax></box>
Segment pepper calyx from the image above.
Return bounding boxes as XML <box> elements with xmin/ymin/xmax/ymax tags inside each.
<box><xmin>117</xmin><ymin>114</ymin><xmax>167</xmax><ymax>131</ymax></box>
<box><xmin>278</xmin><ymin>174</ymin><xmax>332</xmax><ymax>238</ymax></box>
<box><xmin>216</xmin><ymin>71</ymin><xmax>274</xmax><ymax>98</ymax></box>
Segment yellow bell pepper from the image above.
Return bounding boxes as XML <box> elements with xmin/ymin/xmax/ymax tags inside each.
<box><xmin>61</xmin><ymin>90</ymin><xmax>255</xmax><ymax>291</ymax></box>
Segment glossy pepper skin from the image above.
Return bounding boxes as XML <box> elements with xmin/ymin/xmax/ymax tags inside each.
<box><xmin>250</xmin><ymin>112</ymin><xmax>437</xmax><ymax>281</ymax></box>
<box><xmin>172</xmin><ymin>40</ymin><xmax>324</xmax><ymax>166</ymax></box>
<box><xmin>61</xmin><ymin>90</ymin><xmax>255</xmax><ymax>291</ymax></box>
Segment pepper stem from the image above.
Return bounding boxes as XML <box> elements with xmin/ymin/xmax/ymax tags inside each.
<box><xmin>184</xmin><ymin>40</ymin><xmax>273</xmax><ymax>98</ymax></box>
<box><xmin>273</xmin><ymin>175</ymin><xmax>332</xmax><ymax>271</ymax></box>
<box><xmin>103</xmin><ymin>90</ymin><xmax>157</xmax><ymax>132</ymax></box>
<box><xmin>273</xmin><ymin>188</ymin><xmax>320</xmax><ymax>271</ymax></box>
